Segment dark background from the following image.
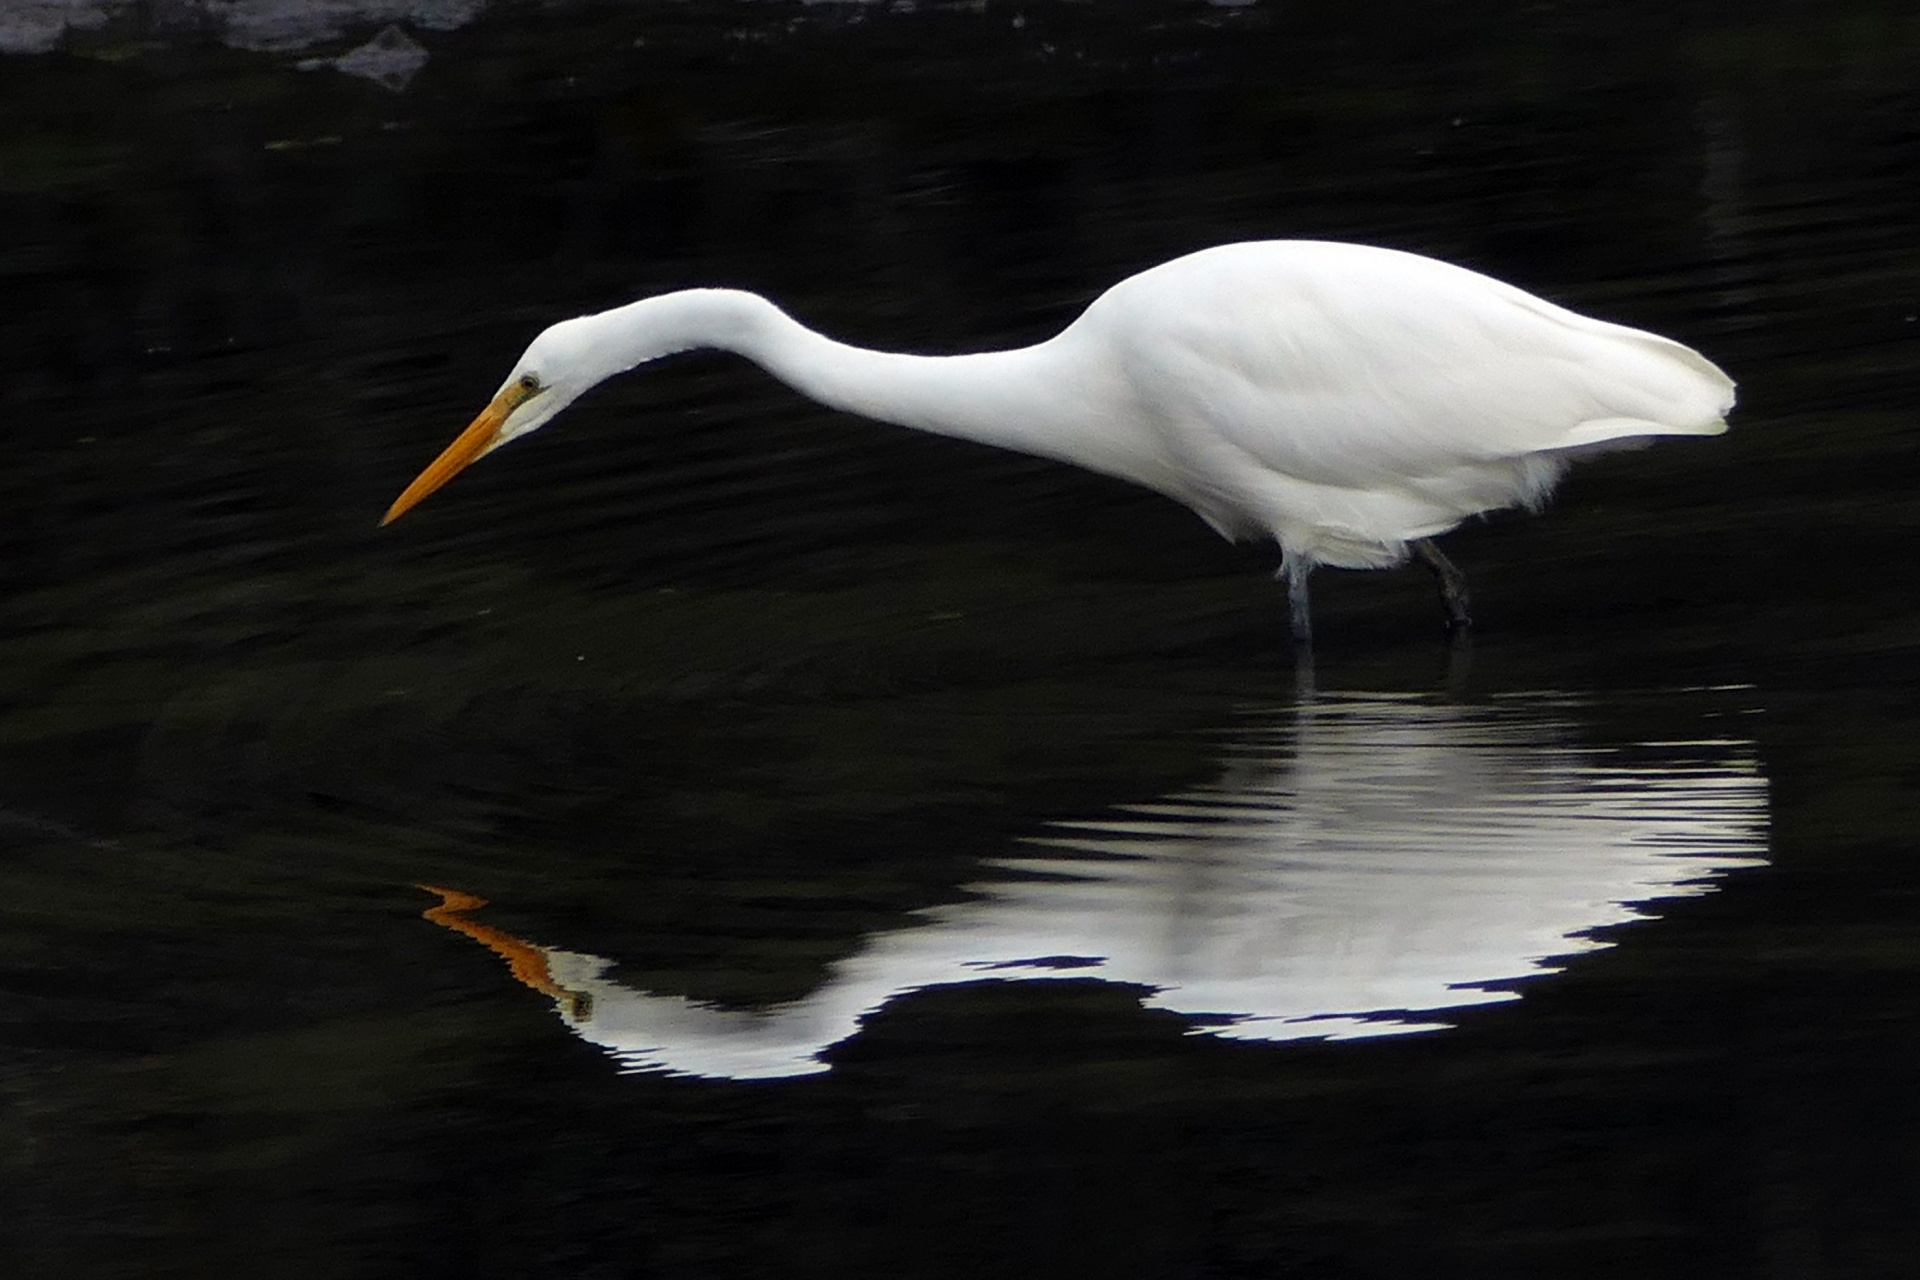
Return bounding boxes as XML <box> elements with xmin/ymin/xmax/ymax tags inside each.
<box><xmin>3</xmin><ymin>1</ymin><xmax>1919</xmax><ymax>1276</ymax></box>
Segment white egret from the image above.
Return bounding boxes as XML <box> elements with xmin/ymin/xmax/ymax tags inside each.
<box><xmin>383</xmin><ymin>241</ymin><xmax>1734</xmax><ymax>641</ymax></box>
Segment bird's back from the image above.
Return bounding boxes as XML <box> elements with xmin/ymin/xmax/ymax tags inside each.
<box><xmin>1061</xmin><ymin>241</ymin><xmax>1733</xmax><ymax>564</ymax></box>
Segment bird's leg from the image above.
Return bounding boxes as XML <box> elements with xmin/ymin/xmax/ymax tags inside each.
<box><xmin>1279</xmin><ymin>553</ymin><xmax>1314</xmax><ymax>647</ymax></box>
<box><xmin>1413</xmin><ymin>539</ymin><xmax>1472</xmax><ymax>631</ymax></box>
<box><xmin>1441</xmin><ymin>627</ymin><xmax>1473</xmax><ymax>699</ymax></box>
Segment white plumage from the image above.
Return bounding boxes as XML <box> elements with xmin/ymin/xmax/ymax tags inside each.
<box><xmin>384</xmin><ymin>240</ymin><xmax>1734</xmax><ymax>641</ymax></box>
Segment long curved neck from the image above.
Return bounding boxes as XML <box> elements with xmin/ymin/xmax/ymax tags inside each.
<box><xmin>584</xmin><ymin>289</ymin><xmax>1126</xmax><ymax>471</ymax></box>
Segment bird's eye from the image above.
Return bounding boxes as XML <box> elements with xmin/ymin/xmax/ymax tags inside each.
<box><xmin>518</xmin><ymin>373</ymin><xmax>541</xmax><ymax>394</ymax></box>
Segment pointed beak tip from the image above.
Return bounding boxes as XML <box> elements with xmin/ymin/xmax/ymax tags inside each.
<box><xmin>379</xmin><ymin>488</ymin><xmax>424</xmax><ymax>527</ymax></box>
<box><xmin>382</xmin><ymin>392</ymin><xmax>515</xmax><ymax>530</ymax></box>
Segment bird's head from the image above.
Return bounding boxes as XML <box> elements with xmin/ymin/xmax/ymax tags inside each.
<box><xmin>380</xmin><ymin>318</ymin><xmax>603</xmax><ymax>526</ymax></box>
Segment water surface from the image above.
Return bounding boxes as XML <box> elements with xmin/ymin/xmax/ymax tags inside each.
<box><xmin>4</xmin><ymin>3</ymin><xmax>1919</xmax><ymax>1277</ymax></box>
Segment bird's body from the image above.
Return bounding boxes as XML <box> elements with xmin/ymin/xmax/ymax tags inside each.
<box><xmin>384</xmin><ymin>240</ymin><xmax>1734</xmax><ymax>641</ymax></box>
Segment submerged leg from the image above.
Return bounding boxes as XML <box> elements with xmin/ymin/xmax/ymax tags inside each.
<box><xmin>1413</xmin><ymin>539</ymin><xmax>1472</xmax><ymax>631</ymax></box>
<box><xmin>1441</xmin><ymin>626</ymin><xmax>1473</xmax><ymax>699</ymax></box>
<box><xmin>1279</xmin><ymin>553</ymin><xmax>1314</xmax><ymax>647</ymax></box>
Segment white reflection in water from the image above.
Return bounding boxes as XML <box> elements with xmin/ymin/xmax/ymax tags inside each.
<box><xmin>423</xmin><ymin>691</ymin><xmax>1768</xmax><ymax>1080</ymax></box>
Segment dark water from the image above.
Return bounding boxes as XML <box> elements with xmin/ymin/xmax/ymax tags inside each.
<box><xmin>4</xmin><ymin>2</ymin><xmax>1920</xmax><ymax>1276</ymax></box>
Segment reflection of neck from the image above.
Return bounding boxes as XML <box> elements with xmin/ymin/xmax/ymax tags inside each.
<box><xmin>417</xmin><ymin>884</ymin><xmax>589</xmax><ymax>1019</ymax></box>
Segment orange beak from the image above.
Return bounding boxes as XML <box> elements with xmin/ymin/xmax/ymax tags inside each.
<box><xmin>381</xmin><ymin>387</ymin><xmax>525</xmax><ymax>526</ymax></box>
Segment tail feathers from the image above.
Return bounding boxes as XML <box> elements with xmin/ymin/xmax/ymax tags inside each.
<box><xmin>1561</xmin><ymin>413</ymin><xmax>1730</xmax><ymax>447</ymax></box>
<box><xmin>1557</xmin><ymin>325</ymin><xmax>1735</xmax><ymax>449</ymax></box>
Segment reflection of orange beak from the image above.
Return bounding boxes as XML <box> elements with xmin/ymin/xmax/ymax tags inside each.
<box><xmin>381</xmin><ymin>389</ymin><xmax>519</xmax><ymax>526</ymax></box>
<box><xmin>416</xmin><ymin>884</ymin><xmax>591</xmax><ymax>1019</ymax></box>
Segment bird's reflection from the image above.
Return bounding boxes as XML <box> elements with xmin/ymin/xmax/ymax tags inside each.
<box><xmin>420</xmin><ymin>690</ymin><xmax>1768</xmax><ymax>1080</ymax></box>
